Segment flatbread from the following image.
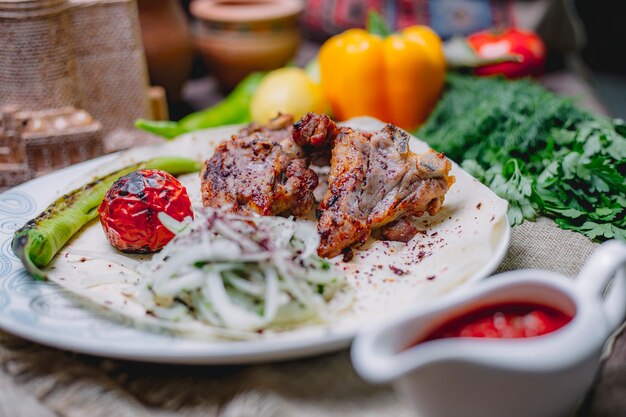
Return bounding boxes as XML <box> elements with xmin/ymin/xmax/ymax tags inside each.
<box><xmin>44</xmin><ymin>117</ymin><xmax>508</xmax><ymax>340</ymax></box>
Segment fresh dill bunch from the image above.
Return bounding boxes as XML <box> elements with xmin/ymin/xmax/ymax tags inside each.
<box><xmin>419</xmin><ymin>74</ymin><xmax>590</xmax><ymax>160</ymax></box>
<box><xmin>419</xmin><ymin>74</ymin><xmax>625</xmax><ymax>241</ymax></box>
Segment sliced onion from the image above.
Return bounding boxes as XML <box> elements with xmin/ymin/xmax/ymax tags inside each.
<box><xmin>212</xmin><ymin>220</ymin><xmax>261</xmax><ymax>252</ymax></box>
<box><xmin>152</xmin><ymin>269</ymin><xmax>205</xmax><ymax>297</ymax></box>
<box><xmin>138</xmin><ymin>208</ymin><xmax>347</xmax><ymax>333</ymax></box>
<box><xmin>206</xmin><ymin>270</ymin><xmax>266</xmax><ymax>330</ymax></box>
<box><xmin>193</xmin><ymin>296</ymin><xmax>222</xmax><ymax>326</ymax></box>
<box><xmin>222</xmin><ymin>270</ymin><xmax>265</xmax><ymax>297</ymax></box>
<box><xmin>262</xmin><ymin>266</ymin><xmax>279</xmax><ymax>323</ymax></box>
<box><xmin>157</xmin><ymin>212</ymin><xmax>193</xmax><ymax>235</ymax></box>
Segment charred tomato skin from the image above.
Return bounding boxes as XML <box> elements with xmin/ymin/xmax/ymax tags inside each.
<box><xmin>98</xmin><ymin>169</ymin><xmax>193</xmax><ymax>253</ymax></box>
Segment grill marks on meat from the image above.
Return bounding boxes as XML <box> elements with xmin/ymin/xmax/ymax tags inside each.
<box><xmin>201</xmin><ymin>115</ymin><xmax>318</xmax><ymax>217</ymax></box>
<box><xmin>367</xmin><ymin>126</ymin><xmax>454</xmax><ymax>227</ymax></box>
<box><xmin>317</xmin><ymin>124</ymin><xmax>454</xmax><ymax>258</ymax></box>
<box><xmin>380</xmin><ymin>217</ymin><xmax>418</xmax><ymax>242</ymax></box>
<box><xmin>293</xmin><ymin>113</ymin><xmax>339</xmax><ymax>148</ymax></box>
<box><xmin>292</xmin><ymin>112</ymin><xmax>344</xmax><ymax>167</ymax></box>
<box><xmin>201</xmin><ymin>113</ymin><xmax>454</xmax><ymax>259</ymax></box>
<box><xmin>316</xmin><ymin>129</ymin><xmax>372</xmax><ymax>257</ymax></box>
<box><xmin>238</xmin><ymin>113</ymin><xmax>294</xmax><ymax>142</ymax></box>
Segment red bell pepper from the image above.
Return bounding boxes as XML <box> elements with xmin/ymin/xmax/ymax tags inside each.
<box><xmin>467</xmin><ymin>28</ymin><xmax>546</xmax><ymax>78</ymax></box>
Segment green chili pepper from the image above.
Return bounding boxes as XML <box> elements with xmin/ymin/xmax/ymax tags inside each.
<box><xmin>135</xmin><ymin>72</ymin><xmax>266</xmax><ymax>139</ymax></box>
<box><xmin>134</xmin><ymin>120</ymin><xmax>187</xmax><ymax>139</ymax></box>
<box><xmin>12</xmin><ymin>156</ymin><xmax>201</xmax><ymax>280</ymax></box>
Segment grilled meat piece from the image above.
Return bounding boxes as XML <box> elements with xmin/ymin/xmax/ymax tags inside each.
<box><xmin>239</xmin><ymin>113</ymin><xmax>294</xmax><ymax>141</ymax></box>
<box><xmin>201</xmin><ymin>115</ymin><xmax>318</xmax><ymax>217</ymax></box>
<box><xmin>380</xmin><ymin>217</ymin><xmax>419</xmax><ymax>243</ymax></box>
<box><xmin>317</xmin><ymin>124</ymin><xmax>454</xmax><ymax>258</ymax></box>
<box><xmin>292</xmin><ymin>112</ymin><xmax>345</xmax><ymax>167</ymax></box>
<box><xmin>292</xmin><ymin>112</ymin><xmax>339</xmax><ymax>148</ymax></box>
<box><xmin>367</xmin><ymin>128</ymin><xmax>454</xmax><ymax>228</ymax></box>
<box><xmin>202</xmin><ymin>112</ymin><xmax>453</xmax><ymax>257</ymax></box>
<box><xmin>316</xmin><ymin>129</ymin><xmax>372</xmax><ymax>257</ymax></box>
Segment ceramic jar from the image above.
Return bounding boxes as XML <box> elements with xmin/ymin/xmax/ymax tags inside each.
<box><xmin>190</xmin><ymin>0</ymin><xmax>303</xmax><ymax>91</ymax></box>
<box><xmin>137</xmin><ymin>0</ymin><xmax>194</xmax><ymax>101</ymax></box>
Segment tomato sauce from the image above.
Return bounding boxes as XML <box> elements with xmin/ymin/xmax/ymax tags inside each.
<box><xmin>421</xmin><ymin>303</ymin><xmax>572</xmax><ymax>342</ymax></box>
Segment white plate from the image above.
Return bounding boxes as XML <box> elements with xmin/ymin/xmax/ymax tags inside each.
<box><xmin>0</xmin><ymin>120</ymin><xmax>510</xmax><ymax>364</ymax></box>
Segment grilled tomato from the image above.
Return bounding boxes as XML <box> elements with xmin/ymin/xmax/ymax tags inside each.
<box><xmin>98</xmin><ymin>169</ymin><xmax>193</xmax><ymax>253</ymax></box>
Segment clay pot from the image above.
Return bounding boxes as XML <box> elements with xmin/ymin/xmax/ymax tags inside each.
<box><xmin>137</xmin><ymin>0</ymin><xmax>194</xmax><ymax>101</ymax></box>
<box><xmin>190</xmin><ymin>0</ymin><xmax>303</xmax><ymax>91</ymax></box>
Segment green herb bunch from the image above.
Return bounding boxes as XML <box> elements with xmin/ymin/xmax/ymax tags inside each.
<box><xmin>419</xmin><ymin>74</ymin><xmax>626</xmax><ymax>241</ymax></box>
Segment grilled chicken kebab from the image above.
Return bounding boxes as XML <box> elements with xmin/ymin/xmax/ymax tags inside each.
<box><xmin>201</xmin><ymin>113</ymin><xmax>454</xmax><ymax>259</ymax></box>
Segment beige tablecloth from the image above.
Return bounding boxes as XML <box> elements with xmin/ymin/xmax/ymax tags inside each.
<box><xmin>1</xmin><ymin>217</ymin><xmax>625</xmax><ymax>417</ymax></box>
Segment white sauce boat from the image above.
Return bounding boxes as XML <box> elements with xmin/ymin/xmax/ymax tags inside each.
<box><xmin>352</xmin><ymin>240</ymin><xmax>626</xmax><ymax>417</ymax></box>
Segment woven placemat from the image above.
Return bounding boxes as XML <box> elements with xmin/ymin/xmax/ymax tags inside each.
<box><xmin>497</xmin><ymin>217</ymin><xmax>598</xmax><ymax>277</ymax></box>
<box><xmin>1</xmin><ymin>218</ymin><xmax>624</xmax><ymax>417</ymax></box>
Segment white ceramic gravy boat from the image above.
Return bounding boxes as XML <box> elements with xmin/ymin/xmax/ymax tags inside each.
<box><xmin>352</xmin><ymin>240</ymin><xmax>626</xmax><ymax>417</ymax></box>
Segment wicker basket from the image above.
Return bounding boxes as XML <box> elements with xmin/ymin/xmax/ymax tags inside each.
<box><xmin>0</xmin><ymin>0</ymin><xmax>79</xmax><ymax>110</ymax></box>
<box><xmin>69</xmin><ymin>0</ymin><xmax>152</xmax><ymax>134</ymax></box>
<box><xmin>0</xmin><ymin>0</ymin><xmax>153</xmax><ymax>134</ymax></box>
<box><xmin>0</xmin><ymin>0</ymin><xmax>158</xmax><ymax>189</ymax></box>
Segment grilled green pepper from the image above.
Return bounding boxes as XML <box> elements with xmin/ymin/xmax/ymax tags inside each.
<box><xmin>136</xmin><ymin>72</ymin><xmax>265</xmax><ymax>139</ymax></box>
<box><xmin>12</xmin><ymin>156</ymin><xmax>201</xmax><ymax>280</ymax></box>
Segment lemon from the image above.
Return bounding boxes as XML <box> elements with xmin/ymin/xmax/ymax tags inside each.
<box><xmin>250</xmin><ymin>67</ymin><xmax>328</xmax><ymax>124</ymax></box>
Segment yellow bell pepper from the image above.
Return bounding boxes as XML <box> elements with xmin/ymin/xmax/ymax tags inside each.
<box><xmin>319</xmin><ymin>16</ymin><xmax>445</xmax><ymax>131</ymax></box>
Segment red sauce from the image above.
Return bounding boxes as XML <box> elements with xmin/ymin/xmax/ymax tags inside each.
<box><xmin>421</xmin><ymin>303</ymin><xmax>573</xmax><ymax>342</ymax></box>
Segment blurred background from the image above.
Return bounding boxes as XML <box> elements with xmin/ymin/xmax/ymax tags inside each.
<box><xmin>1</xmin><ymin>0</ymin><xmax>624</xmax><ymax>189</ymax></box>
<box><xmin>140</xmin><ymin>0</ymin><xmax>625</xmax><ymax>120</ymax></box>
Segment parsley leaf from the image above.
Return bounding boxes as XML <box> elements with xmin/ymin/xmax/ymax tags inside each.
<box><xmin>419</xmin><ymin>74</ymin><xmax>626</xmax><ymax>242</ymax></box>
